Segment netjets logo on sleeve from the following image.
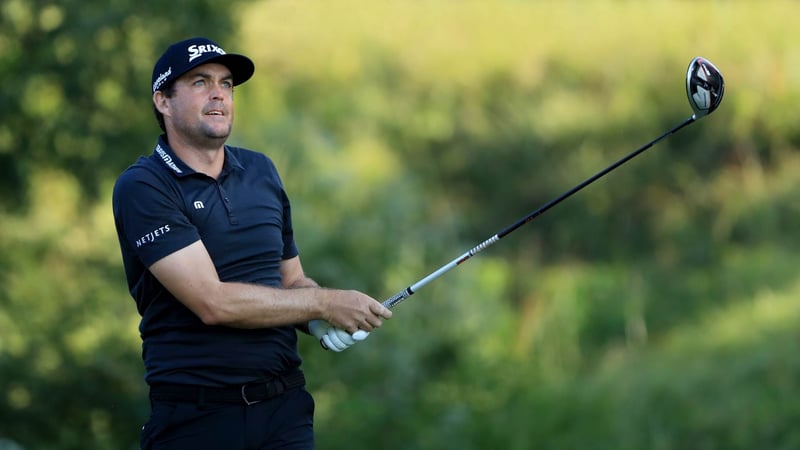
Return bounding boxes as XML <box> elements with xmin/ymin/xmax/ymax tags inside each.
<box><xmin>187</xmin><ymin>44</ymin><xmax>226</xmax><ymax>62</ymax></box>
<box><xmin>135</xmin><ymin>225</ymin><xmax>171</xmax><ymax>248</ymax></box>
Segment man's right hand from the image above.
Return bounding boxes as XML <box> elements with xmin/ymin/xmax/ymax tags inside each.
<box><xmin>321</xmin><ymin>290</ymin><xmax>393</xmax><ymax>334</ymax></box>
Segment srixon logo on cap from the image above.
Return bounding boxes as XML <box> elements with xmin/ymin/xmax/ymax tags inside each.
<box><xmin>187</xmin><ymin>44</ymin><xmax>226</xmax><ymax>62</ymax></box>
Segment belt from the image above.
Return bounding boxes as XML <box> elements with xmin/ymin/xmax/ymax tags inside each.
<box><xmin>149</xmin><ymin>369</ymin><xmax>305</xmax><ymax>406</ymax></box>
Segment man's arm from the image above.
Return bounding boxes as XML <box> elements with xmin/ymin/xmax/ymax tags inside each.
<box><xmin>280</xmin><ymin>254</ymin><xmax>319</xmax><ymax>289</ymax></box>
<box><xmin>280</xmin><ymin>255</ymin><xmax>320</xmax><ymax>334</ymax></box>
<box><xmin>149</xmin><ymin>240</ymin><xmax>391</xmax><ymax>333</ymax></box>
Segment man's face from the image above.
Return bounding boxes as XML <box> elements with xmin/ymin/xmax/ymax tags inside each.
<box><xmin>159</xmin><ymin>63</ymin><xmax>235</xmax><ymax>146</ymax></box>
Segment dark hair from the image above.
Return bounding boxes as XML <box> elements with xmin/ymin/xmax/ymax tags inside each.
<box><xmin>152</xmin><ymin>80</ymin><xmax>176</xmax><ymax>132</ymax></box>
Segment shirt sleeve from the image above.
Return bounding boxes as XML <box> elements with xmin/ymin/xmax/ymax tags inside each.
<box><xmin>113</xmin><ymin>167</ymin><xmax>201</xmax><ymax>269</ymax></box>
<box><xmin>261</xmin><ymin>155</ymin><xmax>299</xmax><ymax>261</ymax></box>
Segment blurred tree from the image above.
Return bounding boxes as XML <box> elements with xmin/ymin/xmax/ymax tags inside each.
<box><xmin>0</xmin><ymin>0</ymin><xmax>249</xmax><ymax>448</ymax></box>
<box><xmin>0</xmin><ymin>0</ymin><xmax>250</xmax><ymax>211</ymax></box>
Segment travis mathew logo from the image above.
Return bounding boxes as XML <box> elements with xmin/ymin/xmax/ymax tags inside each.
<box><xmin>187</xmin><ymin>43</ymin><xmax>226</xmax><ymax>62</ymax></box>
<box><xmin>155</xmin><ymin>144</ymin><xmax>183</xmax><ymax>174</ymax></box>
<box><xmin>135</xmin><ymin>225</ymin><xmax>171</xmax><ymax>248</ymax></box>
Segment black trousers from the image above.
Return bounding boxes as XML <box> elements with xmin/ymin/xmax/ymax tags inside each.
<box><xmin>141</xmin><ymin>386</ymin><xmax>315</xmax><ymax>450</ymax></box>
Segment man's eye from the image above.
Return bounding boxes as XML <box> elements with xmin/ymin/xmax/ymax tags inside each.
<box><xmin>193</xmin><ymin>79</ymin><xmax>206</xmax><ymax>87</ymax></box>
<box><xmin>222</xmin><ymin>81</ymin><xmax>233</xmax><ymax>89</ymax></box>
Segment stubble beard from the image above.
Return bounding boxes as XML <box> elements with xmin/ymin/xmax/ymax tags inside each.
<box><xmin>176</xmin><ymin>117</ymin><xmax>232</xmax><ymax>151</ymax></box>
<box><xmin>198</xmin><ymin>120</ymin><xmax>231</xmax><ymax>147</ymax></box>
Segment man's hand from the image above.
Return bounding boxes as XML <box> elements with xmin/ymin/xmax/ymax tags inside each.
<box><xmin>319</xmin><ymin>290</ymin><xmax>392</xmax><ymax>335</ymax></box>
<box><xmin>308</xmin><ymin>288</ymin><xmax>390</xmax><ymax>351</ymax></box>
<box><xmin>308</xmin><ymin>320</ymin><xmax>369</xmax><ymax>352</ymax></box>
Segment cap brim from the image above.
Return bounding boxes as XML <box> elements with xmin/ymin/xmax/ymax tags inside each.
<box><xmin>208</xmin><ymin>53</ymin><xmax>255</xmax><ymax>86</ymax></box>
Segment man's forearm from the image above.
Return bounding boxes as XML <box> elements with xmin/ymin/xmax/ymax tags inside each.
<box><xmin>284</xmin><ymin>276</ymin><xmax>321</xmax><ymax>334</ymax></box>
<box><xmin>284</xmin><ymin>276</ymin><xmax>320</xmax><ymax>289</ymax></box>
<box><xmin>210</xmin><ymin>281</ymin><xmax>329</xmax><ymax>329</ymax></box>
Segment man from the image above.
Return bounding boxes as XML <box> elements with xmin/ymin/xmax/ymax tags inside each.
<box><xmin>112</xmin><ymin>37</ymin><xmax>392</xmax><ymax>449</ymax></box>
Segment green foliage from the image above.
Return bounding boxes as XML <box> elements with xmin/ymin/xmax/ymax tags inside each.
<box><xmin>0</xmin><ymin>0</ymin><xmax>249</xmax><ymax>448</ymax></box>
<box><xmin>1</xmin><ymin>0</ymin><xmax>799</xmax><ymax>449</ymax></box>
<box><xmin>0</xmin><ymin>0</ymin><xmax>249</xmax><ymax>210</ymax></box>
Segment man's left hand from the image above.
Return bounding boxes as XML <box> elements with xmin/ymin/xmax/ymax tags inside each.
<box><xmin>309</xmin><ymin>320</ymin><xmax>367</xmax><ymax>352</ymax></box>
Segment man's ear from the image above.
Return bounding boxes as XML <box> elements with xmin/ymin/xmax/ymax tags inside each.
<box><xmin>153</xmin><ymin>90</ymin><xmax>169</xmax><ymax>116</ymax></box>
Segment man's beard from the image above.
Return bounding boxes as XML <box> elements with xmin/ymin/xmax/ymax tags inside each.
<box><xmin>199</xmin><ymin>121</ymin><xmax>231</xmax><ymax>141</ymax></box>
<box><xmin>182</xmin><ymin>119</ymin><xmax>231</xmax><ymax>150</ymax></box>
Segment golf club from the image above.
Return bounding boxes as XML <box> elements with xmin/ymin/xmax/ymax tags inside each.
<box><xmin>343</xmin><ymin>56</ymin><xmax>724</xmax><ymax>343</ymax></box>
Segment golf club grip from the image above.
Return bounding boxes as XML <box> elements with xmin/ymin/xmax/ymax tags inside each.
<box><xmin>383</xmin><ymin>289</ymin><xmax>412</xmax><ymax>309</ymax></box>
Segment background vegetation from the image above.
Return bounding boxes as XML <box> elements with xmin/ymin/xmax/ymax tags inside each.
<box><xmin>1</xmin><ymin>0</ymin><xmax>798</xmax><ymax>449</ymax></box>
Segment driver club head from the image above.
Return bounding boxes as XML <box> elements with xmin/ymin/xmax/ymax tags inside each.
<box><xmin>686</xmin><ymin>57</ymin><xmax>725</xmax><ymax>119</ymax></box>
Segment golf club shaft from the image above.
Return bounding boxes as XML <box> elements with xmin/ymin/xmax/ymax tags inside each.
<box><xmin>382</xmin><ymin>115</ymin><xmax>697</xmax><ymax>310</ymax></box>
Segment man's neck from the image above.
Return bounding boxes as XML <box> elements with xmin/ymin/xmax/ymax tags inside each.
<box><xmin>167</xmin><ymin>133</ymin><xmax>226</xmax><ymax>179</ymax></box>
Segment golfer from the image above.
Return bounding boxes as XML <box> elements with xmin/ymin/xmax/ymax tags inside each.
<box><xmin>113</xmin><ymin>37</ymin><xmax>391</xmax><ymax>449</ymax></box>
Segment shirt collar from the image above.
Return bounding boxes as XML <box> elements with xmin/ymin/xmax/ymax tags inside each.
<box><xmin>222</xmin><ymin>145</ymin><xmax>245</xmax><ymax>172</ymax></box>
<box><xmin>153</xmin><ymin>135</ymin><xmax>245</xmax><ymax>177</ymax></box>
<box><xmin>153</xmin><ymin>135</ymin><xmax>193</xmax><ymax>177</ymax></box>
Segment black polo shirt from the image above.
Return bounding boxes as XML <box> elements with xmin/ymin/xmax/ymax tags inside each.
<box><xmin>113</xmin><ymin>135</ymin><xmax>301</xmax><ymax>387</ymax></box>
